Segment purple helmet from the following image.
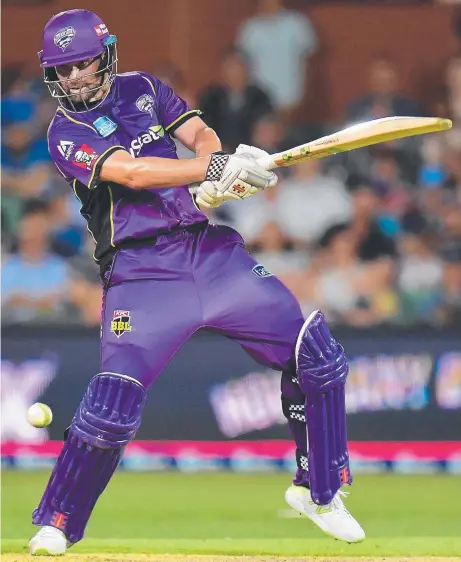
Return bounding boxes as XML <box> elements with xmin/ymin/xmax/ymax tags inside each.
<box><xmin>38</xmin><ymin>9</ymin><xmax>117</xmax><ymax>111</ymax></box>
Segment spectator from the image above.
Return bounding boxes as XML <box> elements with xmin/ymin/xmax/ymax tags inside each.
<box><xmin>311</xmin><ymin>224</ymin><xmax>397</xmax><ymax>326</ymax></box>
<box><xmin>152</xmin><ymin>61</ymin><xmax>197</xmax><ymax>159</ymax></box>
<box><xmin>456</xmin><ymin>6</ymin><xmax>461</xmax><ymax>49</ymax></box>
<box><xmin>68</xmin><ymin>237</ymin><xmax>103</xmax><ymax>326</ymax></box>
<box><xmin>47</xmin><ymin>189</ymin><xmax>86</xmax><ymax>258</ymax></box>
<box><xmin>348</xmin><ymin>181</ymin><xmax>399</xmax><ymax>263</ymax></box>
<box><xmin>442</xmin><ymin>128</ymin><xmax>461</xmax><ymax>194</ymax></box>
<box><xmin>250</xmin><ymin>112</ymin><xmax>292</xmax><ymax>155</ymax></box>
<box><xmin>222</xmin><ymin>179</ymin><xmax>284</xmax><ymax>246</ymax></box>
<box><xmin>153</xmin><ymin>60</ymin><xmax>196</xmax><ymax>109</ymax></box>
<box><xmin>1</xmin><ymin>120</ymin><xmax>53</xmax><ymax>238</ymax></box>
<box><xmin>275</xmin><ymin>159</ymin><xmax>353</xmax><ymax>246</ymax></box>
<box><xmin>370</xmin><ymin>147</ymin><xmax>415</xmax><ymax>218</ymax></box>
<box><xmin>199</xmin><ymin>48</ymin><xmax>273</xmax><ymax>151</ymax></box>
<box><xmin>439</xmin><ymin>206</ymin><xmax>461</xmax><ymax>264</ymax></box>
<box><xmin>342</xmin><ymin>55</ymin><xmax>426</xmax><ymax>184</ymax></box>
<box><xmin>1</xmin><ymin>64</ymin><xmax>36</xmax><ymax>127</ymax></box>
<box><xmin>444</xmin><ymin>54</ymin><xmax>461</xmax><ymax>121</ymax></box>
<box><xmin>67</xmin><ymin>276</ymin><xmax>102</xmax><ymax>326</ymax></box>
<box><xmin>214</xmin><ymin>113</ymin><xmax>294</xmax><ymax>233</ymax></box>
<box><xmin>439</xmin><ymin>206</ymin><xmax>461</xmax><ymax>324</ymax></box>
<box><xmin>2</xmin><ymin>122</ymin><xmax>51</xmax><ymax>180</ymax></box>
<box><xmin>237</xmin><ymin>0</ymin><xmax>317</xmax><ymax>114</ymax></box>
<box><xmin>418</xmin><ymin>135</ymin><xmax>448</xmax><ymax>192</ymax></box>
<box><xmin>2</xmin><ymin>203</ymin><xmax>71</xmax><ymax>323</ymax></box>
<box><xmin>248</xmin><ymin>221</ymin><xmax>308</xmax><ymax>276</ymax></box>
<box><xmin>397</xmin><ymin>227</ymin><xmax>444</xmax><ymax>324</ymax></box>
<box><xmin>346</xmin><ymin>55</ymin><xmax>425</xmax><ymax>123</ymax></box>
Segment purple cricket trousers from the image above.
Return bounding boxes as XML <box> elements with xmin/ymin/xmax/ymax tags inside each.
<box><xmin>101</xmin><ymin>224</ymin><xmax>305</xmax><ymax>385</ymax></box>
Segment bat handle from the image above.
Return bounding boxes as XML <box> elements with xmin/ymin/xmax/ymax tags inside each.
<box><xmin>255</xmin><ymin>154</ymin><xmax>278</xmax><ymax>171</ymax></box>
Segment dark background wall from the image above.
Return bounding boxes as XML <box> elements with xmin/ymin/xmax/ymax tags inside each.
<box><xmin>2</xmin><ymin>1</ymin><xmax>457</xmax><ymax>121</ymax></box>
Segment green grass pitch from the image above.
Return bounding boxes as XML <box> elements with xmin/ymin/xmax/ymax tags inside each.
<box><xmin>1</xmin><ymin>471</ymin><xmax>461</xmax><ymax>560</ymax></box>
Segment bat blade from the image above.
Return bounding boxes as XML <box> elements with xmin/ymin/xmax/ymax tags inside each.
<box><xmin>258</xmin><ymin>116</ymin><xmax>452</xmax><ymax>170</ymax></box>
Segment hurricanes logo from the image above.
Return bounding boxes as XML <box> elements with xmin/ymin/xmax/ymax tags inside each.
<box><xmin>129</xmin><ymin>125</ymin><xmax>165</xmax><ymax>157</ymax></box>
<box><xmin>54</xmin><ymin>26</ymin><xmax>76</xmax><ymax>51</ymax></box>
<box><xmin>136</xmin><ymin>94</ymin><xmax>155</xmax><ymax>116</ymax></box>
<box><xmin>110</xmin><ymin>310</ymin><xmax>132</xmax><ymax>338</ymax></box>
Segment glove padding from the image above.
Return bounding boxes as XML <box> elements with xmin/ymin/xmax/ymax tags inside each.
<box><xmin>190</xmin><ymin>146</ymin><xmax>277</xmax><ymax>209</ymax></box>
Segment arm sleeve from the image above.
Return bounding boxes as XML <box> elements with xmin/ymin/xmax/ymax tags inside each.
<box><xmin>150</xmin><ymin>76</ymin><xmax>203</xmax><ymax>136</ymax></box>
<box><xmin>47</xmin><ymin>119</ymin><xmax>126</xmax><ymax>189</ymax></box>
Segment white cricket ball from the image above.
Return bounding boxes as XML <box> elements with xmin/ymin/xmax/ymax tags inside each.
<box><xmin>27</xmin><ymin>403</ymin><xmax>53</xmax><ymax>428</ymax></box>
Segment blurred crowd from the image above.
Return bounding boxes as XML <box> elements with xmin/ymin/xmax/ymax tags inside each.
<box><xmin>2</xmin><ymin>0</ymin><xmax>461</xmax><ymax>328</ymax></box>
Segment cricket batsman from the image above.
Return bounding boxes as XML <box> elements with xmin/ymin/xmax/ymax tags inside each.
<box><xmin>29</xmin><ymin>9</ymin><xmax>365</xmax><ymax>555</ymax></box>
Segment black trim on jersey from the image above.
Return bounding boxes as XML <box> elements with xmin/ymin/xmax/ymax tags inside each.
<box><xmin>89</xmin><ymin>146</ymin><xmax>126</xmax><ymax>190</ymax></box>
<box><xmin>167</xmin><ymin>109</ymin><xmax>203</xmax><ymax>136</ymax></box>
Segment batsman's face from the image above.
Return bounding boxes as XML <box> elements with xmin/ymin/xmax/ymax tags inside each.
<box><xmin>55</xmin><ymin>57</ymin><xmax>101</xmax><ymax>103</ymax></box>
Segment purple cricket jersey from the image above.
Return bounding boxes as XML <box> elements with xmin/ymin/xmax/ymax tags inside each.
<box><xmin>47</xmin><ymin>71</ymin><xmax>207</xmax><ymax>271</ymax></box>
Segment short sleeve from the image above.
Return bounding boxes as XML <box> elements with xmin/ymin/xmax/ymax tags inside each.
<box><xmin>151</xmin><ymin>77</ymin><xmax>203</xmax><ymax>135</ymax></box>
<box><xmin>236</xmin><ymin>20</ymin><xmax>254</xmax><ymax>56</ymax></box>
<box><xmin>295</xmin><ymin>14</ymin><xmax>317</xmax><ymax>54</ymax></box>
<box><xmin>47</xmin><ymin>116</ymin><xmax>125</xmax><ymax>189</ymax></box>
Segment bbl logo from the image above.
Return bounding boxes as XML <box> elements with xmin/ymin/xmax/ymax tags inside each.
<box><xmin>110</xmin><ymin>310</ymin><xmax>132</xmax><ymax>338</ymax></box>
<box><xmin>54</xmin><ymin>26</ymin><xmax>76</xmax><ymax>51</ymax></box>
<box><xmin>252</xmin><ymin>264</ymin><xmax>273</xmax><ymax>278</ymax></box>
<box><xmin>136</xmin><ymin>94</ymin><xmax>155</xmax><ymax>116</ymax></box>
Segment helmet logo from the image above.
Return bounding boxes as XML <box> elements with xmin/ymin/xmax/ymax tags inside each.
<box><xmin>94</xmin><ymin>24</ymin><xmax>109</xmax><ymax>37</ymax></box>
<box><xmin>54</xmin><ymin>26</ymin><xmax>76</xmax><ymax>51</ymax></box>
<box><xmin>136</xmin><ymin>94</ymin><xmax>155</xmax><ymax>117</ymax></box>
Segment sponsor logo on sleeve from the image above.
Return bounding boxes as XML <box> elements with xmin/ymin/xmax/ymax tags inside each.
<box><xmin>72</xmin><ymin>144</ymin><xmax>97</xmax><ymax>170</ymax></box>
<box><xmin>94</xmin><ymin>23</ymin><xmax>109</xmax><ymax>36</ymax></box>
<box><xmin>57</xmin><ymin>140</ymin><xmax>74</xmax><ymax>160</ymax></box>
<box><xmin>54</xmin><ymin>26</ymin><xmax>76</xmax><ymax>51</ymax></box>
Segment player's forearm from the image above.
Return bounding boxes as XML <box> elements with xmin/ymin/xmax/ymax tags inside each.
<box><xmin>194</xmin><ymin>127</ymin><xmax>222</xmax><ymax>157</ymax></box>
<box><xmin>100</xmin><ymin>152</ymin><xmax>211</xmax><ymax>190</ymax></box>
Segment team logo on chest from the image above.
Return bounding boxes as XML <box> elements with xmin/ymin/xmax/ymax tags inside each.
<box><xmin>136</xmin><ymin>94</ymin><xmax>155</xmax><ymax>116</ymax></box>
<box><xmin>110</xmin><ymin>310</ymin><xmax>132</xmax><ymax>338</ymax></box>
<box><xmin>129</xmin><ymin>125</ymin><xmax>165</xmax><ymax>157</ymax></box>
<box><xmin>54</xmin><ymin>26</ymin><xmax>76</xmax><ymax>51</ymax></box>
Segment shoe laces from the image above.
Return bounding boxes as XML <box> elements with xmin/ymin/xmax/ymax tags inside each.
<box><xmin>330</xmin><ymin>489</ymin><xmax>352</xmax><ymax>516</ymax></box>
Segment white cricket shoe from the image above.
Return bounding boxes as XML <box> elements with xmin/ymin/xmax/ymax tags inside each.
<box><xmin>29</xmin><ymin>525</ymin><xmax>67</xmax><ymax>556</ymax></box>
<box><xmin>285</xmin><ymin>484</ymin><xmax>365</xmax><ymax>543</ymax></box>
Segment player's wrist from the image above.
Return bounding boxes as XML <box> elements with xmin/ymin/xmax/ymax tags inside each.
<box><xmin>205</xmin><ymin>151</ymin><xmax>230</xmax><ymax>182</ymax></box>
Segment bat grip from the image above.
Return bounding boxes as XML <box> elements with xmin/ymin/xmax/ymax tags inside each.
<box><xmin>255</xmin><ymin>154</ymin><xmax>277</xmax><ymax>171</ymax></box>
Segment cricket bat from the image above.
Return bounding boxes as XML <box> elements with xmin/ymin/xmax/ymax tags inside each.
<box><xmin>256</xmin><ymin>116</ymin><xmax>452</xmax><ymax>170</ymax></box>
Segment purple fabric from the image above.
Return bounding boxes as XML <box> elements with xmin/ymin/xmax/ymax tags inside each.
<box><xmin>47</xmin><ymin>71</ymin><xmax>206</xmax><ymax>237</ymax></box>
<box><xmin>73</xmin><ymin>373</ymin><xmax>146</xmax><ymax>448</ymax></box>
<box><xmin>32</xmin><ymin>374</ymin><xmax>146</xmax><ymax>543</ymax></box>
<box><xmin>40</xmin><ymin>9</ymin><xmax>110</xmax><ymax>67</ymax></box>
<box><xmin>101</xmin><ymin>224</ymin><xmax>304</xmax><ymax>388</ymax></box>
<box><xmin>296</xmin><ymin>311</ymin><xmax>351</xmax><ymax>505</ymax></box>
